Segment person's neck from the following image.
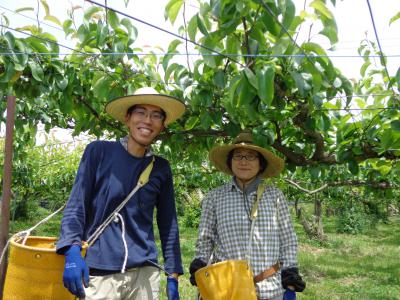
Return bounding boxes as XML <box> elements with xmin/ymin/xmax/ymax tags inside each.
<box><xmin>235</xmin><ymin>176</ymin><xmax>257</xmax><ymax>190</ymax></box>
<box><xmin>127</xmin><ymin>138</ymin><xmax>147</xmax><ymax>157</ymax></box>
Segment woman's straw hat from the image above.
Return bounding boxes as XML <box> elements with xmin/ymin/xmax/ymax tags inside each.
<box><xmin>105</xmin><ymin>87</ymin><xmax>185</xmax><ymax>125</ymax></box>
<box><xmin>209</xmin><ymin>132</ymin><xmax>284</xmax><ymax>178</ymax></box>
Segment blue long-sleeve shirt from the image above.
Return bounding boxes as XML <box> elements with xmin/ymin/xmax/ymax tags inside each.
<box><xmin>56</xmin><ymin>140</ymin><xmax>183</xmax><ymax>275</ymax></box>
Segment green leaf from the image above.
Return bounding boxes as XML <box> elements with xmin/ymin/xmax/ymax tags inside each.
<box><xmin>26</xmin><ymin>37</ymin><xmax>49</xmax><ymax>53</ymax></box>
<box><xmin>197</xmin><ymin>14</ymin><xmax>208</xmax><ymax>35</ymax></box>
<box><xmin>56</xmin><ymin>78</ymin><xmax>68</xmax><ymax>90</ymax></box>
<box><xmin>256</xmin><ymin>64</ymin><xmax>275</xmax><ymax>106</ymax></box>
<box><xmin>226</xmin><ymin>35</ymin><xmax>239</xmax><ymax>56</ymax></box>
<box><xmin>282</xmin><ymin>0</ymin><xmax>295</xmax><ymax>31</ymax></box>
<box><xmin>360</xmin><ymin>61</ymin><xmax>371</xmax><ymax>77</ymax></box>
<box><xmin>107</xmin><ymin>11</ymin><xmax>120</xmax><ymax>30</ymax></box>
<box><xmin>4</xmin><ymin>31</ymin><xmax>15</xmax><ymax>49</ymax></box>
<box><xmin>184</xmin><ymin>116</ymin><xmax>199</xmax><ymax>130</ymax></box>
<box><xmin>187</xmin><ymin>16</ymin><xmax>197</xmax><ymax>41</ymax></box>
<box><xmin>308</xmin><ymin>166</ymin><xmax>321</xmax><ymax>179</ymax></box>
<box><xmin>396</xmin><ymin>67</ymin><xmax>400</xmax><ymax>86</ymax></box>
<box><xmin>163</xmin><ymin>39</ymin><xmax>182</xmax><ymax>71</ymax></box>
<box><xmin>310</xmin><ymin>0</ymin><xmax>333</xmax><ymax>19</ymax></box>
<box><xmin>28</xmin><ymin>61</ymin><xmax>44</xmax><ymax>82</ymax></box>
<box><xmin>93</xmin><ymin>76</ymin><xmax>113</xmax><ymax>100</ymax></box>
<box><xmin>40</xmin><ymin>0</ymin><xmax>50</xmax><ymax>16</ymax></box>
<box><xmin>44</xmin><ymin>15</ymin><xmax>62</xmax><ymax>26</ymax></box>
<box><xmin>165</xmin><ymin>0</ymin><xmax>183</xmax><ymax>25</ymax></box>
<box><xmin>164</xmin><ymin>62</ymin><xmax>180</xmax><ymax>82</ymax></box>
<box><xmin>391</xmin><ymin>120</ymin><xmax>400</xmax><ymax>132</ymax></box>
<box><xmin>389</xmin><ymin>11</ymin><xmax>400</xmax><ymax>25</ymax></box>
<box><xmin>0</xmin><ymin>62</ymin><xmax>16</xmax><ymax>83</ymax></box>
<box><xmin>348</xmin><ymin>159</ymin><xmax>359</xmax><ymax>175</ymax></box>
<box><xmin>200</xmin><ymin>113</ymin><xmax>212</xmax><ymax>130</ymax></box>
<box><xmin>380</xmin><ymin>129</ymin><xmax>393</xmax><ymax>150</ymax></box>
<box><xmin>213</xmin><ymin>70</ymin><xmax>225</xmax><ymax>89</ymax></box>
<box><xmin>15</xmin><ymin>7</ymin><xmax>34</xmax><ymax>13</ymax></box>
<box><xmin>243</xmin><ymin>68</ymin><xmax>257</xmax><ymax>89</ymax></box>
<box><xmin>291</xmin><ymin>72</ymin><xmax>307</xmax><ymax>96</ymax></box>
<box><xmin>121</xmin><ymin>18</ymin><xmax>135</xmax><ymax>38</ymax></box>
<box><xmin>84</xmin><ymin>6</ymin><xmax>102</xmax><ymax>22</ymax></box>
<box><xmin>237</xmin><ymin>76</ymin><xmax>254</xmax><ymax>107</ymax></box>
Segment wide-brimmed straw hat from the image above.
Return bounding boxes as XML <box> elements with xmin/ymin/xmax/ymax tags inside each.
<box><xmin>105</xmin><ymin>87</ymin><xmax>185</xmax><ymax>125</ymax></box>
<box><xmin>209</xmin><ymin>132</ymin><xmax>284</xmax><ymax>178</ymax></box>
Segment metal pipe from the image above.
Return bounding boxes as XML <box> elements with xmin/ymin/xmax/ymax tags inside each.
<box><xmin>0</xmin><ymin>95</ymin><xmax>16</xmax><ymax>297</ymax></box>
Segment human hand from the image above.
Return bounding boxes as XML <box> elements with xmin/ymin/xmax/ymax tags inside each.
<box><xmin>189</xmin><ymin>258</ymin><xmax>206</xmax><ymax>286</ymax></box>
<box><xmin>166</xmin><ymin>277</ymin><xmax>180</xmax><ymax>300</ymax></box>
<box><xmin>281</xmin><ymin>267</ymin><xmax>306</xmax><ymax>292</ymax></box>
<box><xmin>63</xmin><ymin>244</ymin><xmax>89</xmax><ymax>298</ymax></box>
<box><xmin>283</xmin><ymin>288</ymin><xmax>296</xmax><ymax>300</ymax></box>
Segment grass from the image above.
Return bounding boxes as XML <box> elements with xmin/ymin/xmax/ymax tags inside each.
<box><xmin>9</xmin><ymin>209</ymin><xmax>400</xmax><ymax>300</ymax></box>
<box><xmin>294</xmin><ymin>215</ymin><xmax>400</xmax><ymax>300</ymax></box>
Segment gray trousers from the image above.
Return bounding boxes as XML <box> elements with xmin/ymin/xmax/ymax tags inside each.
<box><xmin>84</xmin><ymin>266</ymin><xmax>160</xmax><ymax>300</ymax></box>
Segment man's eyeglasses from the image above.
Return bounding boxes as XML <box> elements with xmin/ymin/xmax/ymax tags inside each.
<box><xmin>232</xmin><ymin>153</ymin><xmax>259</xmax><ymax>161</ymax></box>
<box><xmin>132</xmin><ymin>108</ymin><xmax>165</xmax><ymax>122</ymax></box>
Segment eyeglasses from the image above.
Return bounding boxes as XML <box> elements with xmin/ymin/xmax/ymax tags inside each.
<box><xmin>232</xmin><ymin>153</ymin><xmax>259</xmax><ymax>161</ymax></box>
<box><xmin>132</xmin><ymin>108</ymin><xmax>165</xmax><ymax>122</ymax></box>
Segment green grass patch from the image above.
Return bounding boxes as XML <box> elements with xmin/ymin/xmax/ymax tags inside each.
<box><xmin>9</xmin><ymin>210</ymin><xmax>400</xmax><ymax>300</ymax></box>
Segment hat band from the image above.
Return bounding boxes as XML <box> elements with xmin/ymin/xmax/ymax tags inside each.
<box><xmin>234</xmin><ymin>141</ymin><xmax>254</xmax><ymax>145</ymax></box>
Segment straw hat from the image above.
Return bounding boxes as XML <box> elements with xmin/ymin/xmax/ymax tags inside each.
<box><xmin>105</xmin><ymin>87</ymin><xmax>185</xmax><ymax>125</ymax></box>
<box><xmin>209</xmin><ymin>132</ymin><xmax>284</xmax><ymax>178</ymax></box>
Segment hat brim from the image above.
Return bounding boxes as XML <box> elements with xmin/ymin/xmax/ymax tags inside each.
<box><xmin>105</xmin><ymin>94</ymin><xmax>185</xmax><ymax>125</ymax></box>
<box><xmin>209</xmin><ymin>144</ymin><xmax>284</xmax><ymax>178</ymax></box>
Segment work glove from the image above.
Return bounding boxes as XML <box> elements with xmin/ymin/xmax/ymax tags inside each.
<box><xmin>283</xmin><ymin>288</ymin><xmax>296</xmax><ymax>300</ymax></box>
<box><xmin>281</xmin><ymin>267</ymin><xmax>306</xmax><ymax>292</ymax></box>
<box><xmin>189</xmin><ymin>258</ymin><xmax>206</xmax><ymax>286</ymax></box>
<box><xmin>166</xmin><ymin>277</ymin><xmax>180</xmax><ymax>300</ymax></box>
<box><xmin>63</xmin><ymin>244</ymin><xmax>89</xmax><ymax>298</ymax></box>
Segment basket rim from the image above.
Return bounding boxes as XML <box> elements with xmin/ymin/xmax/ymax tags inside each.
<box><xmin>10</xmin><ymin>235</ymin><xmax>88</xmax><ymax>252</ymax></box>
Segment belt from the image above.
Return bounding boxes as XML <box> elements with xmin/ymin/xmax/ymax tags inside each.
<box><xmin>253</xmin><ymin>262</ymin><xmax>280</xmax><ymax>283</ymax></box>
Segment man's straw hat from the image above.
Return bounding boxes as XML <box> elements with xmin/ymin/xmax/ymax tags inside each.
<box><xmin>209</xmin><ymin>132</ymin><xmax>284</xmax><ymax>178</ymax></box>
<box><xmin>105</xmin><ymin>87</ymin><xmax>185</xmax><ymax>125</ymax></box>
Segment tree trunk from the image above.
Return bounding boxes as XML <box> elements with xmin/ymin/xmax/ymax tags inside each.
<box><xmin>314</xmin><ymin>198</ymin><xmax>324</xmax><ymax>237</ymax></box>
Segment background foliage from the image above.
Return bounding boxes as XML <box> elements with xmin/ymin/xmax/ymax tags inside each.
<box><xmin>1</xmin><ymin>1</ymin><xmax>400</xmax><ymax>298</ymax></box>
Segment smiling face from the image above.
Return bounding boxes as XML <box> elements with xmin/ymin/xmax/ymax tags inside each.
<box><xmin>124</xmin><ymin>104</ymin><xmax>165</xmax><ymax>156</ymax></box>
<box><xmin>231</xmin><ymin>148</ymin><xmax>261</xmax><ymax>186</ymax></box>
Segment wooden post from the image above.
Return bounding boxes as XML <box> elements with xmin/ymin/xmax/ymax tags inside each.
<box><xmin>0</xmin><ymin>95</ymin><xmax>16</xmax><ymax>297</ymax></box>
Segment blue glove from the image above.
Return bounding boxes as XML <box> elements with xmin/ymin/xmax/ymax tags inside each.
<box><xmin>63</xmin><ymin>244</ymin><xmax>89</xmax><ymax>298</ymax></box>
<box><xmin>166</xmin><ymin>277</ymin><xmax>180</xmax><ymax>300</ymax></box>
<box><xmin>283</xmin><ymin>288</ymin><xmax>296</xmax><ymax>300</ymax></box>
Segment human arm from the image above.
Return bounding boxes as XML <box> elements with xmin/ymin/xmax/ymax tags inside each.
<box><xmin>56</xmin><ymin>143</ymin><xmax>98</xmax><ymax>296</ymax></box>
<box><xmin>276</xmin><ymin>189</ymin><xmax>306</xmax><ymax>292</ymax></box>
<box><xmin>56</xmin><ymin>142</ymin><xmax>98</xmax><ymax>252</ymax></box>
<box><xmin>166</xmin><ymin>274</ymin><xmax>180</xmax><ymax>300</ymax></box>
<box><xmin>189</xmin><ymin>191</ymin><xmax>216</xmax><ymax>285</ymax></box>
<box><xmin>156</xmin><ymin>163</ymin><xmax>183</xmax><ymax>276</ymax></box>
<box><xmin>276</xmin><ymin>189</ymin><xmax>298</xmax><ymax>268</ymax></box>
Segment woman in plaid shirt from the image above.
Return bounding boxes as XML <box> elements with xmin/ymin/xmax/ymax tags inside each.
<box><xmin>189</xmin><ymin>132</ymin><xmax>305</xmax><ymax>300</ymax></box>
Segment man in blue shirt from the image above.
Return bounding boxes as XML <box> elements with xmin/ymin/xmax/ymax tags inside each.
<box><xmin>56</xmin><ymin>87</ymin><xmax>185</xmax><ymax>300</ymax></box>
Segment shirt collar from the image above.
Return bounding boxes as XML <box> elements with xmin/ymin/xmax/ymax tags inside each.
<box><xmin>230</xmin><ymin>176</ymin><xmax>263</xmax><ymax>196</ymax></box>
<box><xmin>120</xmin><ymin>136</ymin><xmax>153</xmax><ymax>157</ymax></box>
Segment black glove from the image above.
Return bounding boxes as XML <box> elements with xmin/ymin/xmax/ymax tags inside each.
<box><xmin>281</xmin><ymin>267</ymin><xmax>306</xmax><ymax>292</ymax></box>
<box><xmin>189</xmin><ymin>258</ymin><xmax>206</xmax><ymax>286</ymax></box>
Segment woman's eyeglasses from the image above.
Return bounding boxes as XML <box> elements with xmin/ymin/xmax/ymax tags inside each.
<box><xmin>232</xmin><ymin>154</ymin><xmax>258</xmax><ymax>161</ymax></box>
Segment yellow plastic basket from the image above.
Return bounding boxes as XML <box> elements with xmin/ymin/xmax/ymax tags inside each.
<box><xmin>195</xmin><ymin>260</ymin><xmax>257</xmax><ymax>300</ymax></box>
<box><xmin>3</xmin><ymin>235</ymin><xmax>86</xmax><ymax>300</ymax></box>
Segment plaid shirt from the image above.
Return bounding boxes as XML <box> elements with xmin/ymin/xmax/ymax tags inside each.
<box><xmin>195</xmin><ymin>178</ymin><xmax>298</xmax><ymax>299</ymax></box>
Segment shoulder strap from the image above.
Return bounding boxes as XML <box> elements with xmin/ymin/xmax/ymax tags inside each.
<box><xmin>246</xmin><ymin>181</ymin><xmax>266</xmax><ymax>262</ymax></box>
<box><xmin>87</xmin><ymin>157</ymin><xmax>155</xmax><ymax>246</ymax></box>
